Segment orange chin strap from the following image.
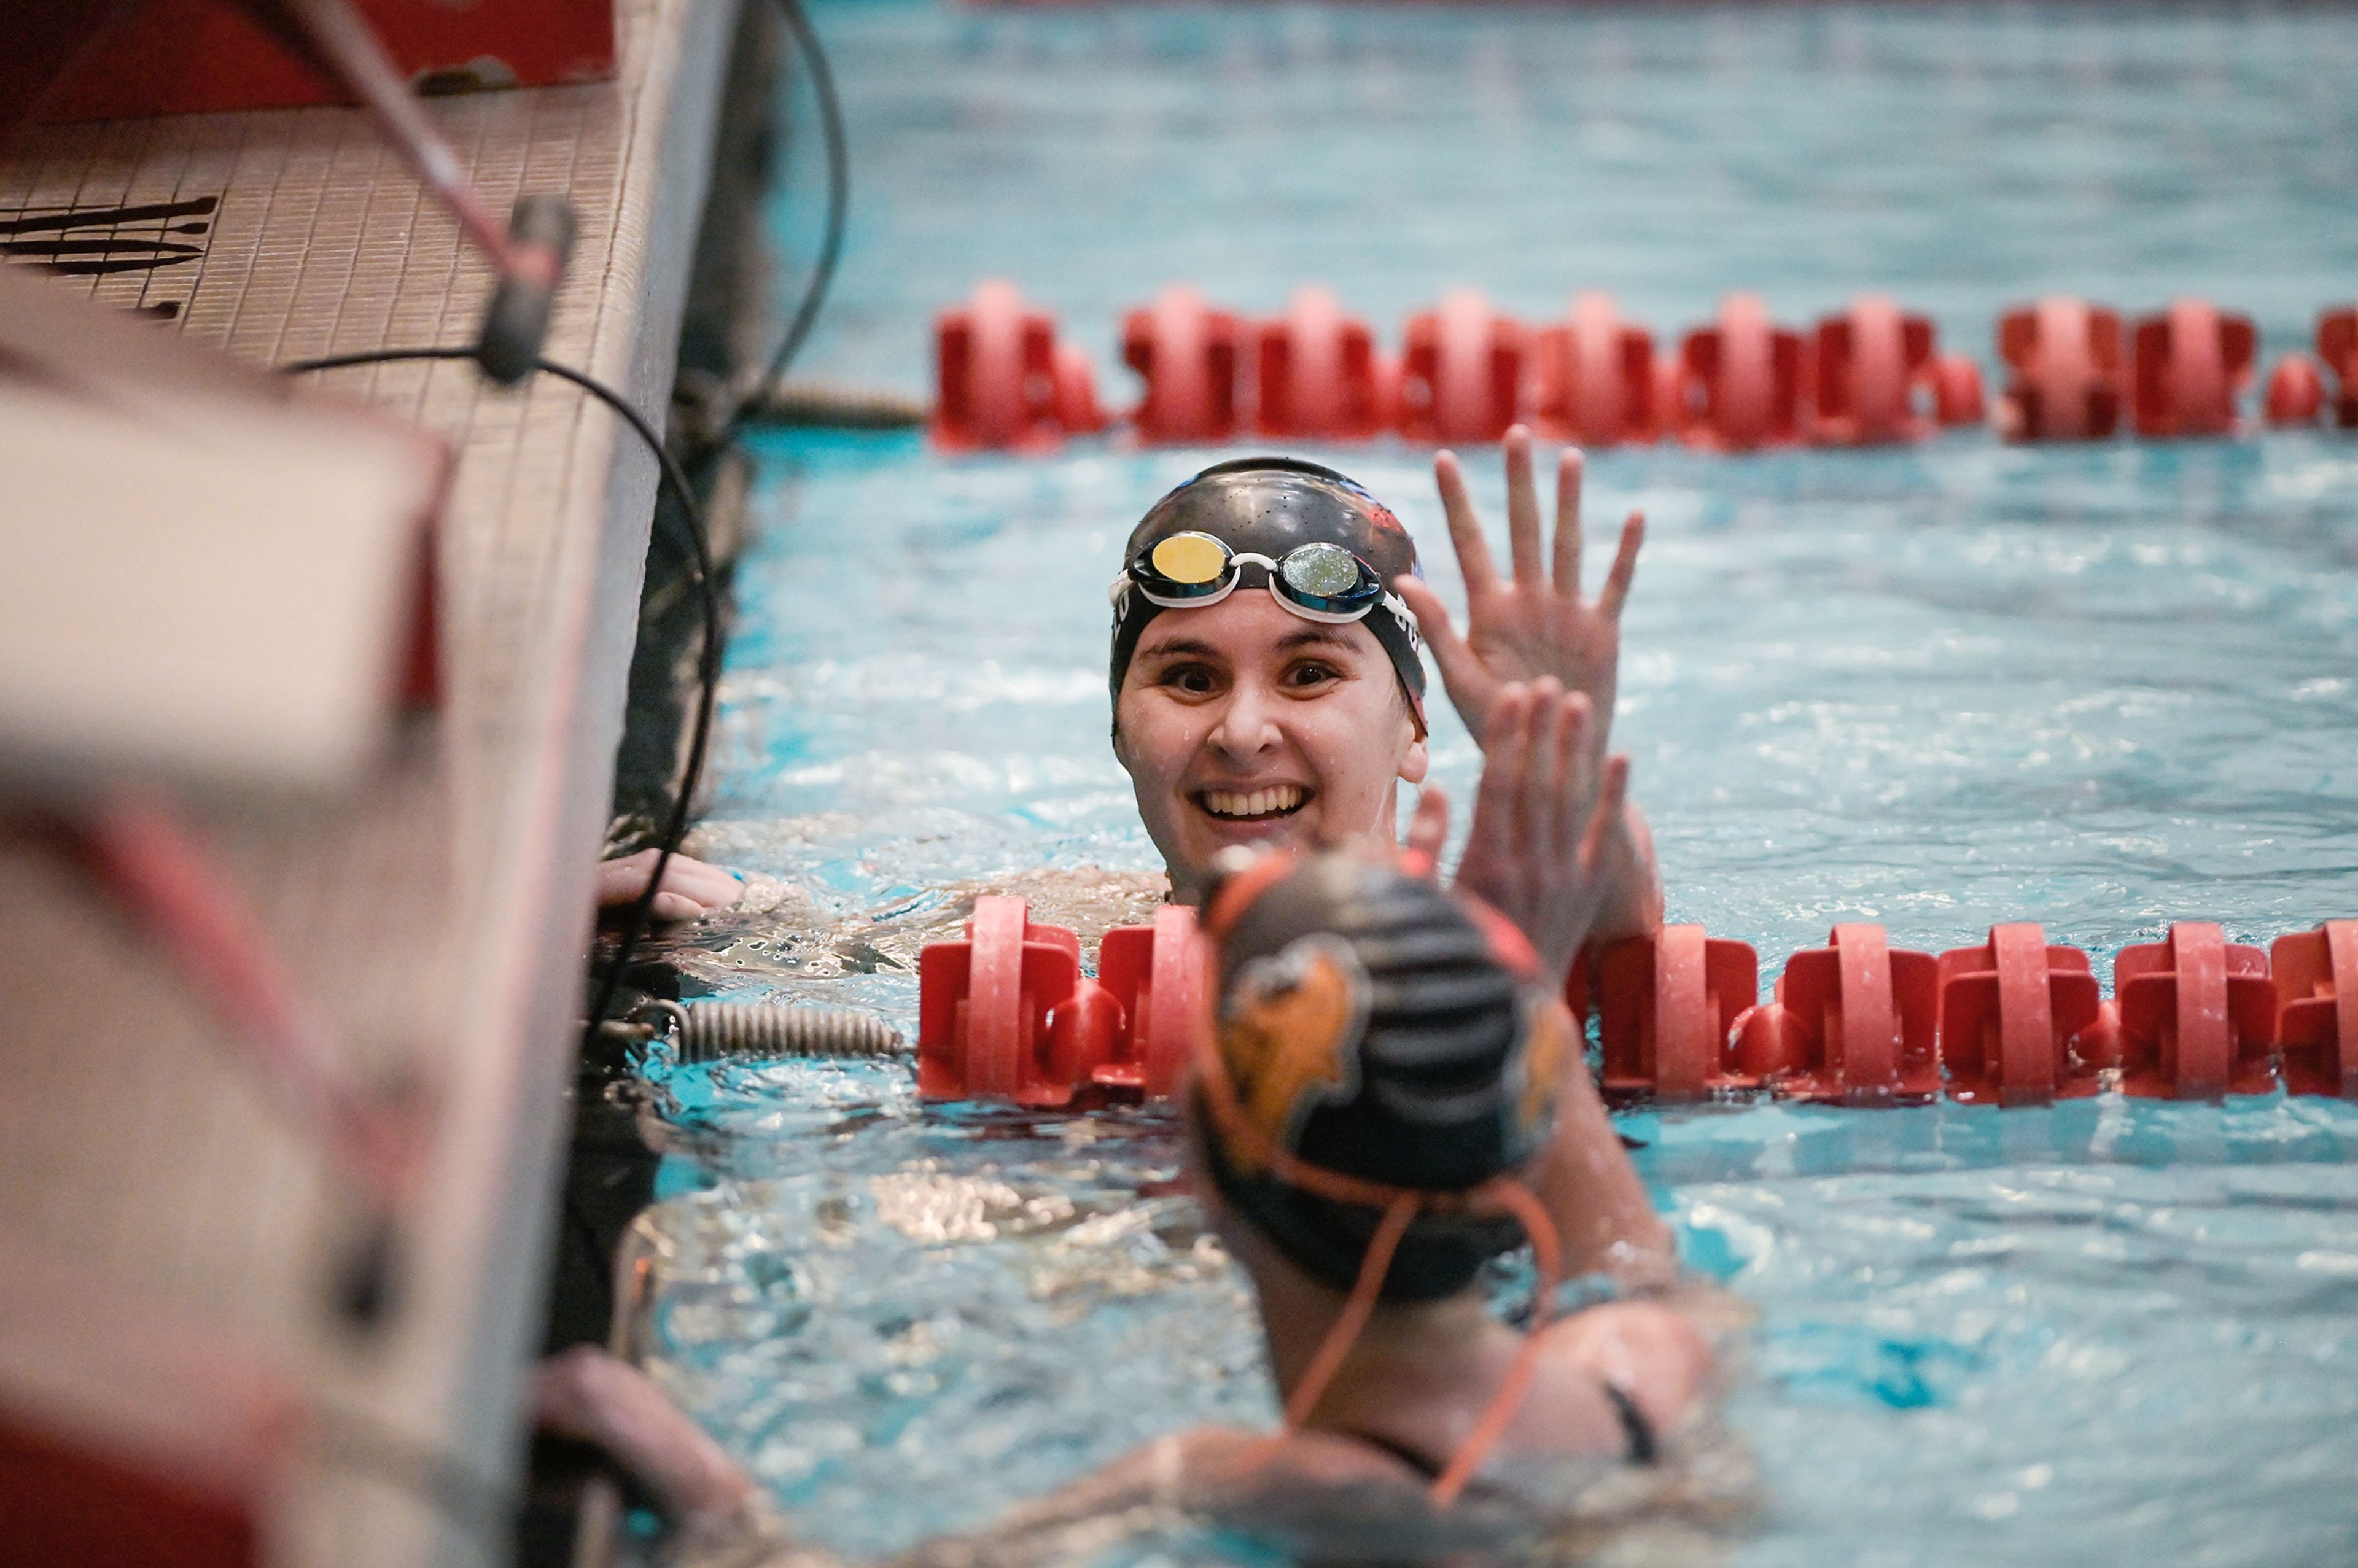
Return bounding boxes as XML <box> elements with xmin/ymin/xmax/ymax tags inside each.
<box><xmin>1189</xmin><ymin>971</ymin><xmax>1565</xmax><ymax>1508</ymax></box>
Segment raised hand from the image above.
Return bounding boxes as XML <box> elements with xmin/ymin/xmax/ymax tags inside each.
<box><xmin>1393</xmin><ymin>425</ymin><xmax>1643</xmax><ymax>751</ymax></box>
<box><xmin>1406</xmin><ymin>678</ymin><xmax>1633</xmax><ymax>987</ymax></box>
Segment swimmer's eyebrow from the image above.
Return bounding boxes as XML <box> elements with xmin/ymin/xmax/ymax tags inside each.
<box><xmin>1135</xmin><ymin>626</ymin><xmax>1359</xmax><ymax>661</ymax></box>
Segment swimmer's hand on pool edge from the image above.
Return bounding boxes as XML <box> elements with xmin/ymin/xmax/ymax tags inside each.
<box><xmin>597</xmin><ymin>848</ymin><xmax>746</xmax><ymax>923</ymax></box>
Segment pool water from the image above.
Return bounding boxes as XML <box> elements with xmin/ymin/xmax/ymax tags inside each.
<box><xmin>634</xmin><ymin>5</ymin><xmax>2358</xmax><ymax>1564</ymax></box>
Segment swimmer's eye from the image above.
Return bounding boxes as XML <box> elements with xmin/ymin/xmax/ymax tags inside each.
<box><xmin>1159</xmin><ymin>662</ymin><xmax>1221</xmax><ymax>697</ymax></box>
<box><xmin>1283</xmin><ymin>659</ymin><xmax>1342</xmax><ymax>691</ymax></box>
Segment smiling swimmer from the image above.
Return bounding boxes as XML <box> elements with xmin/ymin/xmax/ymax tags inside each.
<box><xmin>1109</xmin><ymin>436</ymin><xmax>1665</xmax><ymax>945</ymax></box>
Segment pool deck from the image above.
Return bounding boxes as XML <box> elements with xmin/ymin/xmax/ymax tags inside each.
<box><xmin>0</xmin><ymin>1</ymin><xmax>739</xmax><ymax>1561</ymax></box>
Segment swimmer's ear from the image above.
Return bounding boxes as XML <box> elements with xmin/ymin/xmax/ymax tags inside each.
<box><xmin>1398</xmin><ymin>727</ymin><xmax>1430</xmax><ymax>786</ymax></box>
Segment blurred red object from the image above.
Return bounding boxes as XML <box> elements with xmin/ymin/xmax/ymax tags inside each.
<box><xmin>2263</xmin><ymin>354</ymin><xmax>2325</xmax><ymax>427</ymax></box>
<box><xmin>1255</xmin><ymin>286</ymin><xmax>1394</xmax><ymax>440</ymax></box>
<box><xmin>1996</xmin><ymin>297</ymin><xmax>2123</xmax><ymax>441</ymax></box>
<box><xmin>1399</xmin><ymin>289</ymin><xmax>1525</xmax><ymax>444</ymax></box>
<box><xmin>1928</xmin><ymin>354</ymin><xmax>1986</xmax><ymax>427</ymax></box>
<box><xmin>1807</xmin><ymin>295</ymin><xmax>1936</xmax><ymax>446</ymax></box>
<box><xmin>2129</xmin><ymin>297</ymin><xmax>2255</xmax><ymax>439</ymax></box>
<box><xmin>27</xmin><ymin>0</ymin><xmax>613</xmax><ymax>123</ymax></box>
<box><xmin>2319</xmin><ymin>305</ymin><xmax>2358</xmax><ymax>428</ymax></box>
<box><xmin>933</xmin><ymin>281</ymin><xmax>1101</xmax><ymax>452</ymax></box>
<box><xmin>1675</xmin><ymin>294</ymin><xmax>1803</xmax><ymax>452</ymax></box>
<box><xmin>1124</xmin><ymin>284</ymin><xmax>1242</xmax><ymax>444</ymax></box>
<box><xmin>1530</xmin><ymin>290</ymin><xmax>1660</xmax><ymax>448</ymax></box>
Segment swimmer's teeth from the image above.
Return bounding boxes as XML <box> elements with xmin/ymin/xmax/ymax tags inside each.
<box><xmin>1204</xmin><ymin>786</ymin><xmax>1304</xmax><ymax>819</ymax></box>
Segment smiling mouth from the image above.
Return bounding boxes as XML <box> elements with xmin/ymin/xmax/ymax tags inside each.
<box><xmin>1196</xmin><ymin>785</ymin><xmax>1309</xmax><ymax>822</ymax></box>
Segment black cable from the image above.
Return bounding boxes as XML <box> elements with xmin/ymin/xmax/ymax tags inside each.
<box><xmin>715</xmin><ymin>0</ymin><xmax>849</xmax><ymax>447</ymax></box>
<box><xmin>281</xmin><ymin>346</ymin><xmax>721</xmax><ymax>1046</ymax></box>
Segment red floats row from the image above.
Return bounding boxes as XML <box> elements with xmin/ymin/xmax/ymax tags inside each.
<box><xmin>933</xmin><ymin>281</ymin><xmax>2358</xmax><ymax>452</ymax></box>
<box><xmin>916</xmin><ymin>895</ymin><xmax>1206</xmax><ymax>1107</ymax></box>
<box><xmin>1589</xmin><ymin>918</ymin><xmax>2358</xmax><ymax>1106</ymax></box>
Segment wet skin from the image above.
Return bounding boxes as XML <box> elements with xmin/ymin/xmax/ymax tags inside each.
<box><xmin>1113</xmin><ymin>591</ymin><xmax>1428</xmax><ymax>902</ymax></box>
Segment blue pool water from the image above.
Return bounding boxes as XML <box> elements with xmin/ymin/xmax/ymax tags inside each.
<box><xmin>637</xmin><ymin>6</ymin><xmax>2358</xmax><ymax>1564</ymax></box>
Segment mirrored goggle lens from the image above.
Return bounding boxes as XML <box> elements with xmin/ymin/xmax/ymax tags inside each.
<box><xmin>1138</xmin><ymin>532</ymin><xmax>1235</xmax><ymax>598</ymax></box>
<box><xmin>1276</xmin><ymin>542</ymin><xmax>1380</xmax><ymax>613</ymax></box>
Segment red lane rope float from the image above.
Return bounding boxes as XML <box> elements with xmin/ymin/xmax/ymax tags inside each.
<box><xmin>2113</xmin><ymin>922</ymin><xmax>2278</xmax><ymax>1100</ymax></box>
<box><xmin>2265</xmin><ymin>354</ymin><xmax>2327</xmax><ymax>427</ymax></box>
<box><xmin>1589</xmin><ymin>925</ymin><xmax>1759</xmax><ymax>1103</ymax></box>
<box><xmin>1400</xmin><ymin>287</ymin><xmax>1525</xmax><ymax>445</ymax></box>
<box><xmin>2274</xmin><ymin>921</ymin><xmax>2358</xmax><ymax>1098</ymax></box>
<box><xmin>2319</xmin><ymin>303</ymin><xmax>2358</xmax><ymax>429</ymax></box>
<box><xmin>1531</xmin><ymin>290</ymin><xmax>1660</xmax><ymax>449</ymax></box>
<box><xmin>1934</xmin><ymin>923</ymin><xmax>2109</xmax><ymax>1106</ymax></box>
<box><xmin>1998</xmin><ymin>297</ymin><xmax>2125</xmax><ymax>441</ymax></box>
<box><xmin>1124</xmin><ymin>284</ymin><xmax>1242</xmax><ymax>444</ymax></box>
<box><xmin>1675</xmin><ymin>293</ymin><xmax>1804</xmax><ymax>452</ymax></box>
<box><xmin>2130</xmin><ymin>298</ymin><xmax>2256</xmax><ymax>440</ymax></box>
<box><xmin>1089</xmin><ymin>902</ymin><xmax>1206</xmax><ymax>1097</ymax></box>
<box><xmin>1255</xmin><ymin>285</ymin><xmax>1396</xmax><ymax>440</ymax></box>
<box><xmin>932</xmin><ymin>279</ymin><xmax>1102</xmax><ymax>452</ymax></box>
<box><xmin>916</xmin><ymin>896</ymin><xmax>1212</xmax><ymax>1106</ymax></box>
<box><xmin>1807</xmin><ymin>295</ymin><xmax>1936</xmax><ymax>447</ymax></box>
<box><xmin>1929</xmin><ymin>353</ymin><xmax>1987</xmax><ymax>427</ymax></box>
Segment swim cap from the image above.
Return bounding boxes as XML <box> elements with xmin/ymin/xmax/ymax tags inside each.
<box><xmin>1108</xmin><ymin>458</ymin><xmax>1427</xmax><ymax>729</ymax></box>
<box><xmin>1194</xmin><ymin>851</ymin><xmax>1571</xmax><ymax>1302</ymax></box>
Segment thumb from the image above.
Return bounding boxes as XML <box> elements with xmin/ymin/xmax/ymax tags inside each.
<box><xmin>1395</xmin><ymin>576</ymin><xmax>1494</xmax><ymax>735</ymax></box>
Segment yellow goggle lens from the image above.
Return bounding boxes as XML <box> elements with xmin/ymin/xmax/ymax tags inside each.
<box><xmin>1149</xmin><ymin>532</ymin><xmax>1231</xmax><ymax>587</ymax></box>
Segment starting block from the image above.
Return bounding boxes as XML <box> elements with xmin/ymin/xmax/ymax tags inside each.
<box><xmin>2112</xmin><ymin>922</ymin><xmax>2276</xmax><ymax>1100</ymax></box>
<box><xmin>2273</xmin><ymin>920</ymin><xmax>2358</xmax><ymax>1099</ymax></box>
<box><xmin>1935</xmin><ymin>923</ymin><xmax>2107</xmax><ymax>1106</ymax></box>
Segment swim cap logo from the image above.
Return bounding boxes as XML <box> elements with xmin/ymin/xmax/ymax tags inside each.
<box><xmin>1216</xmin><ymin>934</ymin><xmax>1368</xmax><ymax>1172</ymax></box>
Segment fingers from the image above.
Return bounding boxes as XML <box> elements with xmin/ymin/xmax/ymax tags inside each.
<box><xmin>1463</xmin><ymin>683</ymin><xmax>1533</xmax><ymax>877</ymax></box>
<box><xmin>1598</xmin><ymin>510</ymin><xmax>1644</xmax><ymax>621</ymax></box>
<box><xmin>1554</xmin><ymin>691</ymin><xmax>1595</xmax><ymax>863</ymax></box>
<box><xmin>1432</xmin><ymin>449</ymin><xmax>1500</xmax><ymax>600</ymax></box>
<box><xmin>1395</xmin><ymin>575</ymin><xmax>1495</xmax><ymax>739</ymax></box>
<box><xmin>1551</xmin><ymin>445</ymin><xmax>1586</xmax><ymax>592</ymax></box>
<box><xmin>1504</xmin><ymin>425</ymin><xmax>1544</xmax><ymax>587</ymax></box>
<box><xmin>1581</xmin><ymin>754</ymin><xmax>1633</xmax><ymax>871</ymax></box>
<box><xmin>1403</xmin><ymin>786</ymin><xmax>1449</xmax><ymax>877</ymax></box>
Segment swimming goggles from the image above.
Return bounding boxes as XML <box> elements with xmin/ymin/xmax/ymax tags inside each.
<box><xmin>1110</xmin><ymin>531</ymin><xmax>1414</xmax><ymax>631</ymax></box>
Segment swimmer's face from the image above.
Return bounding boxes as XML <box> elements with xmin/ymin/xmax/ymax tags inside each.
<box><xmin>1114</xmin><ymin>591</ymin><xmax>1428</xmax><ymax>902</ymax></box>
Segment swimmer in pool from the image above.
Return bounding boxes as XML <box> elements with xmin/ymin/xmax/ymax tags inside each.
<box><xmin>542</xmin><ymin>843</ymin><xmax>1715</xmax><ymax>1565</ymax></box>
<box><xmin>1110</xmin><ymin>427</ymin><xmax>1662</xmax><ymax>953</ymax></box>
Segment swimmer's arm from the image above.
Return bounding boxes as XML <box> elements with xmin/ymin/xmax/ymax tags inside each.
<box><xmin>1530</xmin><ymin>1031</ymin><xmax>1680</xmax><ymax>1288</ymax></box>
<box><xmin>960</xmin><ymin>1426</ymin><xmax>1447</xmax><ymax>1542</ymax></box>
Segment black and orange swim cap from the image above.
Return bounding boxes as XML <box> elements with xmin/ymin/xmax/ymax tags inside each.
<box><xmin>1195</xmin><ymin>851</ymin><xmax>1571</xmax><ymax>1302</ymax></box>
<box><xmin>1108</xmin><ymin>458</ymin><xmax>1427</xmax><ymax>729</ymax></box>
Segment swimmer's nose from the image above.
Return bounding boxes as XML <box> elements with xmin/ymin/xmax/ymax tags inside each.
<box><xmin>1205</xmin><ymin>682</ymin><xmax>1283</xmax><ymax>762</ymax></box>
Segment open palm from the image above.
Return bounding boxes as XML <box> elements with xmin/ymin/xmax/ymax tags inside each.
<box><xmin>1393</xmin><ymin>425</ymin><xmax>1643</xmax><ymax>752</ymax></box>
